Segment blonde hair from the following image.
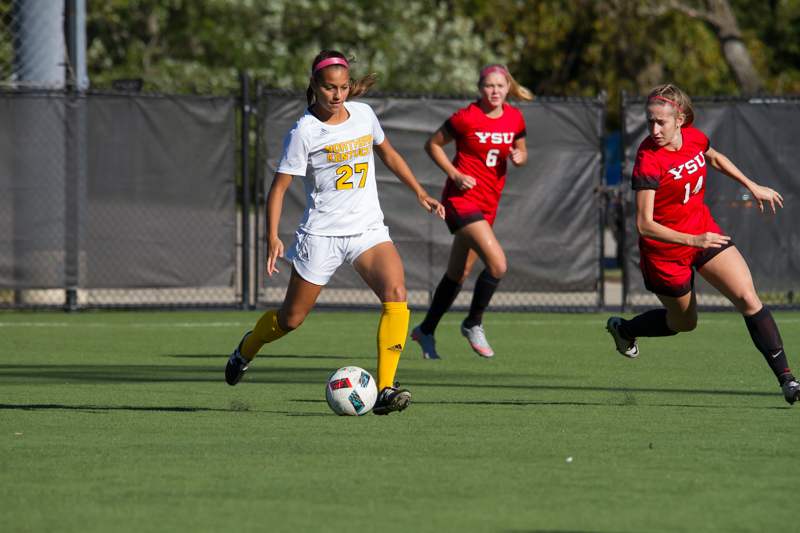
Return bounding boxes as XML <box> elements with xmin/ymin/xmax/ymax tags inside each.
<box><xmin>479</xmin><ymin>64</ymin><xmax>534</xmax><ymax>102</ymax></box>
<box><xmin>647</xmin><ymin>84</ymin><xmax>694</xmax><ymax>127</ymax></box>
<box><xmin>306</xmin><ymin>50</ymin><xmax>379</xmax><ymax>105</ymax></box>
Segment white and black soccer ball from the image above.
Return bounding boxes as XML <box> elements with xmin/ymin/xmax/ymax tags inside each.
<box><xmin>325</xmin><ymin>366</ymin><xmax>378</xmax><ymax>416</ymax></box>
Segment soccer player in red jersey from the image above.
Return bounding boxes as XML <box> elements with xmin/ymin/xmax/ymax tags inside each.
<box><xmin>607</xmin><ymin>84</ymin><xmax>799</xmax><ymax>405</ymax></box>
<box><xmin>410</xmin><ymin>64</ymin><xmax>532</xmax><ymax>359</ymax></box>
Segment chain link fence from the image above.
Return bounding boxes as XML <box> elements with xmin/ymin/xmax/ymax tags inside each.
<box><xmin>255</xmin><ymin>89</ymin><xmax>607</xmax><ymax>312</ymax></box>
<box><xmin>0</xmin><ymin>90</ymin><xmax>239</xmax><ymax>309</ymax></box>
<box><xmin>3</xmin><ymin>3</ymin><xmax>798</xmax><ymax>313</ymax></box>
<box><xmin>7</xmin><ymin>86</ymin><xmax>800</xmax><ymax>312</ymax></box>
<box><xmin>0</xmin><ymin>0</ymin><xmax>84</xmax><ymax>90</ymax></box>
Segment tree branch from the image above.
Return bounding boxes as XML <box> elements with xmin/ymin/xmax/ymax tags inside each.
<box><xmin>640</xmin><ymin>0</ymin><xmax>718</xmax><ymax>25</ymax></box>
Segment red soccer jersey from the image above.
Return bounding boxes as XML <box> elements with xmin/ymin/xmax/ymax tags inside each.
<box><xmin>444</xmin><ymin>102</ymin><xmax>527</xmax><ymax>210</ymax></box>
<box><xmin>631</xmin><ymin>126</ymin><xmax>715</xmax><ymax>260</ymax></box>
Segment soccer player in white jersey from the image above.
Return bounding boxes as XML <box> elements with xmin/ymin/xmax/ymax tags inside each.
<box><xmin>225</xmin><ymin>50</ymin><xmax>445</xmax><ymax>415</ymax></box>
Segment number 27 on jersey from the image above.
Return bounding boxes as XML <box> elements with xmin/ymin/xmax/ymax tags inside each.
<box><xmin>335</xmin><ymin>163</ymin><xmax>368</xmax><ymax>190</ymax></box>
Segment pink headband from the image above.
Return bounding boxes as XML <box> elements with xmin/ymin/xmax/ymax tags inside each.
<box><xmin>312</xmin><ymin>57</ymin><xmax>349</xmax><ymax>75</ymax></box>
<box><xmin>648</xmin><ymin>96</ymin><xmax>683</xmax><ymax>114</ymax></box>
<box><xmin>480</xmin><ymin>66</ymin><xmax>509</xmax><ymax>80</ymax></box>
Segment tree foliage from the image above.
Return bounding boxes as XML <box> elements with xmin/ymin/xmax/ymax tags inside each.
<box><xmin>86</xmin><ymin>0</ymin><xmax>496</xmax><ymax>94</ymax></box>
<box><xmin>85</xmin><ymin>0</ymin><xmax>800</xmax><ymax>126</ymax></box>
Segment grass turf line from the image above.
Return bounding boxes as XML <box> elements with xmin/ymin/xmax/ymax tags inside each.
<box><xmin>1</xmin><ymin>310</ymin><xmax>798</xmax><ymax>532</ymax></box>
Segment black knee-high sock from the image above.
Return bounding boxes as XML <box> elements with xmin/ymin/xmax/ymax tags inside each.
<box><xmin>419</xmin><ymin>274</ymin><xmax>462</xmax><ymax>335</ymax></box>
<box><xmin>620</xmin><ymin>309</ymin><xmax>677</xmax><ymax>339</ymax></box>
<box><xmin>744</xmin><ymin>306</ymin><xmax>795</xmax><ymax>386</ymax></box>
<box><xmin>463</xmin><ymin>270</ymin><xmax>501</xmax><ymax>329</ymax></box>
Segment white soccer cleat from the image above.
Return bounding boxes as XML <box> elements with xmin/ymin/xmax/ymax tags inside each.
<box><xmin>783</xmin><ymin>380</ymin><xmax>800</xmax><ymax>406</ymax></box>
<box><xmin>606</xmin><ymin>317</ymin><xmax>639</xmax><ymax>358</ymax></box>
<box><xmin>411</xmin><ymin>325</ymin><xmax>440</xmax><ymax>360</ymax></box>
<box><xmin>460</xmin><ymin>321</ymin><xmax>494</xmax><ymax>358</ymax></box>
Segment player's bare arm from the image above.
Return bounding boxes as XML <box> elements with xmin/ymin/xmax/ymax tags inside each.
<box><xmin>635</xmin><ymin>188</ymin><xmax>729</xmax><ymax>249</ymax></box>
<box><xmin>508</xmin><ymin>137</ymin><xmax>527</xmax><ymax>167</ymax></box>
<box><xmin>424</xmin><ymin>125</ymin><xmax>476</xmax><ymax>190</ymax></box>
<box><xmin>265</xmin><ymin>172</ymin><xmax>293</xmax><ymax>276</ymax></box>
<box><xmin>374</xmin><ymin>138</ymin><xmax>445</xmax><ymax>219</ymax></box>
<box><xmin>705</xmin><ymin>147</ymin><xmax>783</xmax><ymax>214</ymax></box>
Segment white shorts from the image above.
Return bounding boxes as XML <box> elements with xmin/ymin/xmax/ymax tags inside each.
<box><xmin>286</xmin><ymin>225</ymin><xmax>392</xmax><ymax>286</ymax></box>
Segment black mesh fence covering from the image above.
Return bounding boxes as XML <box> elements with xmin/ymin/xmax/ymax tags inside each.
<box><xmin>620</xmin><ymin>94</ymin><xmax>800</xmax><ymax>310</ymax></box>
<box><xmin>256</xmin><ymin>91</ymin><xmax>606</xmax><ymax>311</ymax></box>
<box><xmin>0</xmin><ymin>91</ymin><xmax>237</xmax><ymax>308</ymax></box>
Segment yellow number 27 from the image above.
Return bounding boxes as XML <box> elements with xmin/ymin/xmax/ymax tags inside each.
<box><xmin>335</xmin><ymin>163</ymin><xmax>369</xmax><ymax>190</ymax></box>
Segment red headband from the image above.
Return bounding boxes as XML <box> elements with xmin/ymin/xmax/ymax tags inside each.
<box><xmin>480</xmin><ymin>65</ymin><xmax>509</xmax><ymax>80</ymax></box>
<box><xmin>648</xmin><ymin>96</ymin><xmax>683</xmax><ymax>114</ymax></box>
<box><xmin>313</xmin><ymin>57</ymin><xmax>349</xmax><ymax>75</ymax></box>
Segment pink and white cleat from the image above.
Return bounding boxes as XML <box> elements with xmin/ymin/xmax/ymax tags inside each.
<box><xmin>460</xmin><ymin>321</ymin><xmax>494</xmax><ymax>358</ymax></box>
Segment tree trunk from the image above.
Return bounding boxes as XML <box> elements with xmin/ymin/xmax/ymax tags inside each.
<box><xmin>706</xmin><ymin>0</ymin><xmax>764</xmax><ymax>94</ymax></box>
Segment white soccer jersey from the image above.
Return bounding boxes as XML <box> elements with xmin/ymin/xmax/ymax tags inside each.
<box><xmin>276</xmin><ymin>101</ymin><xmax>386</xmax><ymax>236</ymax></box>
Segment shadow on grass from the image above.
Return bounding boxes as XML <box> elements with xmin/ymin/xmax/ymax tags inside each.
<box><xmin>509</xmin><ymin>531</ymin><xmax>611</xmax><ymax>533</ymax></box>
<box><xmin>0</xmin><ymin>403</ymin><xmax>225</xmax><ymax>413</ymax></box>
<box><xmin>0</xmin><ymin>364</ymin><xmax>785</xmax><ymax>402</ymax></box>
<box><xmin>509</xmin><ymin>531</ymin><xmax>614</xmax><ymax>533</ymax></box>
<box><xmin>168</xmin><ymin>354</ymin><xmax>363</xmax><ymax>360</ymax></box>
<box><xmin>0</xmin><ymin>364</ymin><xmax>334</xmax><ymax>384</ymax></box>
<box><xmin>0</xmin><ymin>403</ymin><xmax>329</xmax><ymax>416</ymax></box>
<box><xmin>292</xmin><ymin>399</ymin><xmax>788</xmax><ymax>410</ymax></box>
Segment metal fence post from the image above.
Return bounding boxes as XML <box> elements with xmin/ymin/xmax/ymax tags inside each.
<box><xmin>598</xmin><ymin>90</ymin><xmax>607</xmax><ymax>310</ymax></box>
<box><xmin>240</xmin><ymin>72</ymin><xmax>252</xmax><ymax>310</ymax></box>
<box><xmin>253</xmin><ymin>81</ymin><xmax>263</xmax><ymax>308</ymax></box>
<box><xmin>64</xmin><ymin>0</ymin><xmax>79</xmax><ymax>312</ymax></box>
<box><xmin>64</xmin><ymin>90</ymin><xmax>79</xmax><ymax>313</ymax></box>
<box><xmin>619</xmin><ymin>90</ymin><xmax>629</xmax><ymax>313</ymax></box>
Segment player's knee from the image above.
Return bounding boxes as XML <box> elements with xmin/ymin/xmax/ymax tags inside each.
<box><xmin>677</xmin><ymin>315</ymin><xmax>697</xmax><ymax>332</ymax></box>
<box><xmin>668</xmin><ymin>311</ymin><xmax>697</xmax><ymax>332</ymax></box>
<box><xmin>282</xmin><ymin>317</ymin><xmax>303</xmax><ymax>332</ymax></box>
<box><xmin>739</xmin><ymin>289</ymin><xmax>761</xmax><ymax>314</ymax></box>
<box><xmin>487</xmin><ymin>260</ymin><xmax>506</xmax><ymax>279</ymax></box>
<box><xmin>279</xmin><ymin>312</ymin><xmax>304</xmax><ymax>332</ymax></box>
<box><xmin>385</xmin><ymin>284</ymin><xmax>406</xmax><ymax>303</ymax></box>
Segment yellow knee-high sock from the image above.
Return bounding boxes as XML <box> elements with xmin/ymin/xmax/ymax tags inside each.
<box><xmin>241</xmin><ymin>309</ymin><xmax>288</xmax><ymax>360</ymax></box>
<box><xmin>377</xmin><ymin>302</ymin><xmax>410</xmax><ymax>390</ymax></box>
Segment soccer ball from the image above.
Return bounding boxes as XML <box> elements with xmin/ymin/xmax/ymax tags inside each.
<box><xmin>325</xmin><ymin>366</ymin><xmax>378</xmax><ymax>416</ymax></box>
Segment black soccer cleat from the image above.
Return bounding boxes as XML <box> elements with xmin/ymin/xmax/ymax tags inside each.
<box><xmin>783</xmin><ymin>380</ymin><xmax>800</xmax><ymax>406</ymax></box>
<box><xmin>225</xmin><ymin>331</ymin><xmax>252</xmax><ymax>386</ymax></box>
<box><xmin>372</xmin><ymin>384</ymin><xmax>412</xmax><ymax>415</ymax></box>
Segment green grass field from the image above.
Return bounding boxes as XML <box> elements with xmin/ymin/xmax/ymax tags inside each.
<box><xmin>1</xmin><ymin>310</ymin><xmax>798</xmax><ymax>533</ymax></box>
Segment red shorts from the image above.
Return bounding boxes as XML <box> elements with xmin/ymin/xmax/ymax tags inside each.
<box><xmin>442</xmin><ymin>194</ymin><xmax>497</xmax><ymax>234</ymax></box>
<box><xmin>639</xmin><ymin>240</ymin><xmax>734</xmax><ymax>297</ymax></box>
